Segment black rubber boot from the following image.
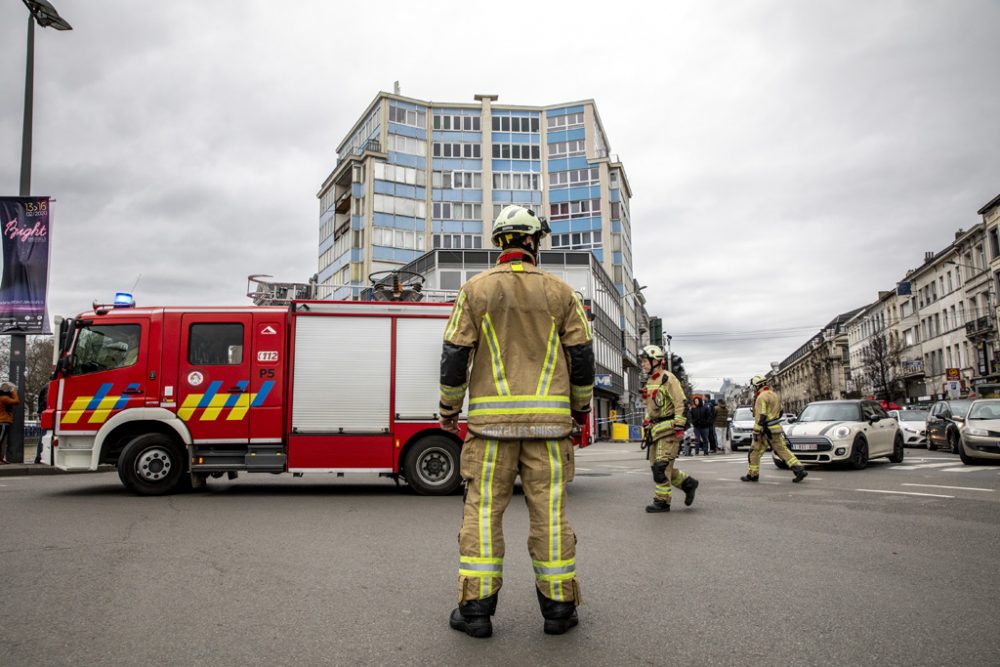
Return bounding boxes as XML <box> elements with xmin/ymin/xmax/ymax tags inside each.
<box><xmin>536</xmin><ymin>589</ymin><xmax>579</xmax><ymax>635</ymax></box>
<box><xmin>681</xmin><ymin>476</ymin><xmax>699</xmax><ymax>506</ymax></box>
<box><xmin>645</xmin><ymin>498</ymin><xmax>670</xmax><ymax>513</ymax></box>
<box><xmin>792</xmin><ymin>466</ymin><xmax>808</xmax><ymax>483</ymax></box>
<box><xmin>449</xmin><ymin>594</ymin><xmax>498</xmax><ymax>638</ymax></box>
<box><xmin>740</xmin><ymin>474</ymin><xmax>759</xmax><ymax>482</ymax></box>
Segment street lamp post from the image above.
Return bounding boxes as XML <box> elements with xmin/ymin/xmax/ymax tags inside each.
<box><xmin>9</xmin><ymin>1</ymin><xmax>71</xmax><ymax>464</ymax></box>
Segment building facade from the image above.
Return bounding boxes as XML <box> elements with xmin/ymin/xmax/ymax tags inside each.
<box><xmin>317</xmin><ymin>92</ymin><xmax>635</xmax><ymax>299</ymax></box>
<box><xmin>316</xmin><ymin>91</ymin><xmax>646</xmax><ymax>435</ymax></box>
<box><xmin>773</xmin><ymin>309</ymin><xmax>861</xmax><ymax>413</ymax></box>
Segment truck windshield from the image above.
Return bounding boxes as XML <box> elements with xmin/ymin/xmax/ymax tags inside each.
<box><xmin>72</xmin><ymin>324</ymin><xmax>141</xmax><ymax>375</ymax></box>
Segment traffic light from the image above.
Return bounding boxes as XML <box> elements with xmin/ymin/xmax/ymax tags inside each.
<box><xmin>649</xmin><ymin>317</ymin><xmax>662</xmax><ymax>346</ymax></box>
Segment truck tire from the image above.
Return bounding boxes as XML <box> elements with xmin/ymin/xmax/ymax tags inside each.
<box><xmin>118</xmin><ymin>433</ymin><xmax>186</xmax><ymax>496</ymax></box>
<box><xmin>403</xmin><ymin>435</ymin><xmax>462</xmax><ymax>496</ymax></box>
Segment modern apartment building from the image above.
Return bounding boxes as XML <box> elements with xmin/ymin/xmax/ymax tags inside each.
<box><xmin>316</xmin><ymin>91</ymin><xmax>643</xmax><ymax>429</ymax></box>
<box><xmin>316</xmin><ymin>91</ymin><xmax>634</xmax><ymax>298</ymax></box>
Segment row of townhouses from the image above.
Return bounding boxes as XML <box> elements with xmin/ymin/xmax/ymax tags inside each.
<box><xmin>757</xmin><ymin>194</ymin><xmax>1000</xmax><ymax>413</ymax></box>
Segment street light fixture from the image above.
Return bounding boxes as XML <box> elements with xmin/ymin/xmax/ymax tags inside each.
<box><xmin>8</xmin><ymin>0</ymin><xmax>72</xmax><ymax>465</ymax></box>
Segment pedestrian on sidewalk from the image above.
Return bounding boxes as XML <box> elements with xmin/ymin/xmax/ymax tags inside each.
<box><xmin>0</xmin><ymin>381</ymin><xmax>20</xmax><ymax>464</ymax></box>
<box><xmin>690</xmin><ymin>396</ymin><xmax>713</xmax><ymax>456</ymax></box>
<box><xmin>714</xmin><ymin>399</ymin><xmax>730</xmax><ymax>454</ymax></box>
<box><xmin>706</xmin><ymin>399</ymin><xmax>719</xmax><ymax>453</ymax></box>
<box><xmin>34</xmin><ymin>383</ymin><xmax>49</xmax><ymax>464</ymax></box>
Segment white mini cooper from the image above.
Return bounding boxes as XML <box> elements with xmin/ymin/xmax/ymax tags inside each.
<box><xmin>774</xmin><ymin>400</ymin><xmax>904</xmax><ymax>469</ymax></box>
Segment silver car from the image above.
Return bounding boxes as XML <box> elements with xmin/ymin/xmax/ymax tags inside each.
<box><xmin>889</xmin><ymin>409</ymin><xmax>928</xmax><ymax>447</ymax></box>
<box><xmin>958</xmin><ymin>399</ymin><xmax>1000</xmax><ymax>464</ymax></box>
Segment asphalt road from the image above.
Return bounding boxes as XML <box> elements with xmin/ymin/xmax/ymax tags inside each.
<box><xmin>1</xmin><ymin>443</ymin><xmax>998</xmax><ymax>666</ymax></box>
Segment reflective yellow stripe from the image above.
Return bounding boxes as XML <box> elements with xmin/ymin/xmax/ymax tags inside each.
<box><xmin>86</xmin><ymin>396</ymin><xmax>118</xmax><ymax>424</ymax></box>
<box><xmin>469</xmin><ymin>395</ymin><xmax>571</xmax><ymax>417</ymax></box>
<box><xmin>481</xmin><ymin>314</ymin><xmax>510</xmax><ymax>396</ymax></box>
<box><xmin>444</xmin><ymin>290</ymin><xmax>467</xmax><ymax>342</ymax></box>
<box><xmin>177</xmin><ymin>394</ymin><xmax>201</xmax><ymax>421</ymax></box>
<box><xmin>200</xmin><ymin>392</ymin><xmax>230</xmax><ymax>421</ymax></box>
<box><xmin>61</xmin><ymin>396</ymin><xmax>92</xmax><ymax>425</ymax></box>
<box><xmin>535</xmin><ymin>318</ymin><xmax>559</xmax><ymax>396</ymax></box>
<box><xmin>573</xmin><ymin>296</ymin><xmax>592</xmax><ymax>340</ymax></box>
<box><xmin>226</xmin><ymin>393</ymin><xmax>252</xmax><ymax>420</ymax></box>
<box><xmin>546</xmin><ymin>439</ymin><xmax>566</xmax><ymax>600</ymax></box>
<box><xmin>478</xmin><ymin>440</ymin><xmax>499</xmax><ymax>598</ymax></box>
<box><xmin>440</xmin><ymin>384</ymin><xmax>467</xmax><ymax>400</ymax></box>
<box><xmin>459</xmin><ymin>555</ymin><xmax>503</xmax><ymax>577</ymax></box>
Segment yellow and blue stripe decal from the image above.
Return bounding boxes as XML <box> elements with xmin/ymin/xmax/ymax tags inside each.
<box><xmin>63</xmin><ymin>383</ymin><xmax>139</xmax><ymax>425</ymax></box>
<box><xmin>178</xmin><ymin>380</ymin><xmax>274</xmax><ymax>422</ymax></box>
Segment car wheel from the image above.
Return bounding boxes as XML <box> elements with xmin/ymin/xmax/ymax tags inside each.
<box><xmin>849</xmin><ymin>437</ymin><xmax>869</xmax><ymax>470</ymax></box>
<box><xmin>403</xmin><ymin>435</ymin><xmax>462</xmax><ymax>496</ymax></box>
<box><xmin>948</xmin><ymin>430</ymin><xmax>960</xmax><ymax>455</ymax></box>
<box><xmin>888</xmin><ymin>434</ymin><xmax>904</xmax><ymax>463</ymax></box>
<box><xmin>118</xmin><ymin>433</ymin><xmax>186</xmax><ymax>496</ymax></box>
<box><xmin>927</xmin><ymin>438</ymin><xmax>937</xmax><ymax>451</ymax></box>
<box><xmin>957</xmin><ymin>438</ymin><xmax>982</xmax><ymax>465</ymax></box>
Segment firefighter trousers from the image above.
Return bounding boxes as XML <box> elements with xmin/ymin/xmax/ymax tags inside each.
<box><xmin>457</xmin><ymin>435</ymin><xmax>580</xmax><ymax>606</ymax></box>
<box><xmin>747</xmin><ymin>429</ymin><xmax>802</xmax><ymax>477</ymax></box>
<box><xmin>646</xmin><ymin>434</ymin><xmax>689</xmax><ymax>503</ymax></box>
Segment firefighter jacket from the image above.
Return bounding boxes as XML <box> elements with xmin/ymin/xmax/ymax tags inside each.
<box><xmin>642</xmin><ymin>369</ymin><xmax>687</xmax><ymax>440</ymax></box>
<box><xmin>439</xmin><ymin>255</ymin><xmax>595</xmax><ymax>440</ymax></box>
<box><xmin>752</xmin><ymin>387</ymin><xmax>783</xmax><ymax>436</ymax></box>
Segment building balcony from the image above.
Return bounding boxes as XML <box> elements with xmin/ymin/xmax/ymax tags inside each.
<box><xmin>965</xmin><ymin>316</ymin><xmax>996</xmax><ymax>339</ymax></box>
<box><xmin>900</xmin><ymin>358</ymin><xmax>925</xmax><ymax>378</ymax></box>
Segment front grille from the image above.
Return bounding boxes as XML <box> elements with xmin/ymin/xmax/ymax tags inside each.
<box><xmin>786</xmin><ymin>436</ymin><xmax>833</xmax><ymax>452</ymax></box>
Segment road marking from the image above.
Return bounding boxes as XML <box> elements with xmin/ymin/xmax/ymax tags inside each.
<box><xmin>902</xmin><ymin>483</ymin><xmax>994</xmax><ymax>492</ymax></box>
<box><xmin>856</xmin><ymin>489</ymin><xmax>954</xmax><ymax>498</ymax></box>
<box><xmin>890</xmin><ymin>462</ymin><xmax>956</xmax><ymax>470</ymax></box>
<box><xmin>939</xmin><ymin>467</ymin><xmax>980</xmax><ymax>473</ymax></box>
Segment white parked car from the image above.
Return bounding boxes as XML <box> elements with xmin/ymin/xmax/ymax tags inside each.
<box><xmin>776</xmin><ymin>400</ymin><xmax>904</xmax><ymax>469</ymax></box>
<box><xmin>729</xmin><ymin>407</ymin><xmax>755</xmax><ymax>451</ymax></box>
<box><xmin>888</xmin><ymin>409</ymin><xmax>928</xmax><ymax>447</ymax></box>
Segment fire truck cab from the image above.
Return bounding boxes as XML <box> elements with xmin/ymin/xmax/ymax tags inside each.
<box><xmin>43</xmin><ymin>298</ymin><xmax>474</xmax><ymax>495</ymax></box>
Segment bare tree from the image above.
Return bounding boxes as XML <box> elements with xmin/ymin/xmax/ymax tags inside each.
<box><xmin>26</xmin><ymin>338</ymin><xmax>55</xmax><ymax>418</ymax></box>
<box><xmin>861</xmin><ymin>331</ymin><xmax>903</xmax><ymax>403</ymax></box>
<box><xmin>807</xmin><ymin>351</ymin><xmax>833</xmax><ymax>402</ymax></box>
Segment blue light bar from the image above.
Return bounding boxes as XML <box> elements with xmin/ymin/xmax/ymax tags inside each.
<box><xmin>113</xmin><ymin>292</ymin><xmax>135</xmax><ymax>308</ymax></box>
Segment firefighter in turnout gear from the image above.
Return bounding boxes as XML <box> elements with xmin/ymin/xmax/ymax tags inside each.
<box><xmin>639</xmin><ymin>345</ymin><xmax>699</xmax><ymax>513</ymax></box>
<box><xmin>741</xmin><ymin>375</ymin><xmax>808</xmax><ymax>483</ymax></box>
<box><xmin>439</xmin><ymin>205</ymin><xmax>595</xmax><ymax>638</ymax></box>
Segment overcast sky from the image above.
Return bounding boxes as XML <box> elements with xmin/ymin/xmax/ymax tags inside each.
<box><xmin>2</xmin><ymin>0</ymin><xmax>998</xmax><ymax>391</ymax></box>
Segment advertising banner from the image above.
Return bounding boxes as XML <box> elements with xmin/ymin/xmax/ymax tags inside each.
<box><xmin>0</xmin><ymin>196</ymin><xmax>51</xmax><ymax>334</ymax></box>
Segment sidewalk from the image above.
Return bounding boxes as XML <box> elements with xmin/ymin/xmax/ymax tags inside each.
<box><xmin>0</xmin><ymin>448</ymin><xmax>111</xmax><ymax>477</ymax></box>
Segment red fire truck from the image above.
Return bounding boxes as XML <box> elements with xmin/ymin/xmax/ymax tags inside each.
<box><xmin>42</xmin><ymin>283</ymin><xmax>590</xmax><ymax>495</ymax></box>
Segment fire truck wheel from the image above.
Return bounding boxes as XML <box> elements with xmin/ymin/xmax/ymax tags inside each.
<box><xmin>118</xmin><ymin>434</ymin><xmax>185</xmax><ymax>496</ymax></box>
<box><xmin>403</xmin><ymin>436</ymin><xmax>462</xmax><ymax>496</ymax></box>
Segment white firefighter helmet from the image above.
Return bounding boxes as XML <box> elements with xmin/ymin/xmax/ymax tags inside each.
<box><xmin>639</xmin><ymin>345</ymin><xmax>665</xmax><ymax>362</ymax></box>
<box><xmin>491</xmin><ymin>205</ymin><xmax>550</xmax><ymax>247</ymax></box>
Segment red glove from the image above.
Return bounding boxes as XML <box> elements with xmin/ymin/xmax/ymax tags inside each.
<box><xmin>675</xmin><ymin>429</ymin><xmax>685</xmax><ymax>439</ymax></box>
